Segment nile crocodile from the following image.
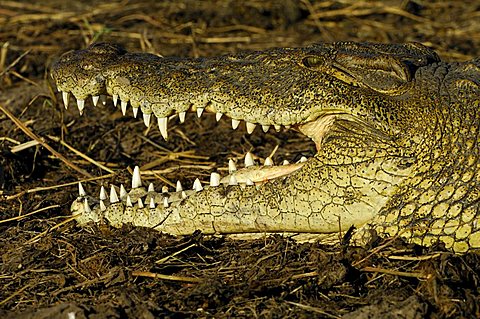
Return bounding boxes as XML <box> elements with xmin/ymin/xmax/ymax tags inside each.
<box><xmin>51</xmin><ymin>42</ymin><xmax>480</xmax><ymax>253</ymax></box>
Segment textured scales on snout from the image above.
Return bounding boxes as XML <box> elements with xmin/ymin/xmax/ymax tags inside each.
<box><xmin>51</xmin><ymin>42</ymin><xmax>480</xmax><ymax>253</ymax></box>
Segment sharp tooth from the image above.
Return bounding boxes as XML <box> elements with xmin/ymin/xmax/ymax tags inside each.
<box><xmin>126</xmin><ymin>195</ymin><xmax>133</xmax><ymax>207</ymax></box>
<box><xmin>149</xmin><ymin>197</ymin><xmax>156</xmax><ymax>209</ymax></box>
<box><xmin>158</xmin><ymin>117</ymin><xmax>168</xmax><ymax>140</ymax></box>
<box><xmin>210</xmin><ymin>172</ymin><xmax>220</xmax><ymax>186</ymax></box>
<box><xmin>285</xmin><ymin>125</ymin><xmax>291</xmax><ymax>129</ymax></box>
<box><xmin>264</xmin><ymin>157</ymin><xmax>274</xmax><ymax>166</ymax></box>
<box><xmin>246</xmin><ymin>122</ymin><xmax>256</xmax><ymax>134</ymax></box>
<box><xmin>148</xmin><ymin>183</ymin><xmax>155</xmax><ymax>192</ymax></box>
<box><xmin>100</xmin><ymin>186</ymin><xmax>107</xmax><ymax>200</ymax></box>
<box><xmin>78</xmin><ymin>182</ymin><xmax>86</xmax><ymax>197</ymax></box>
<box><xmin>299</xmin><ymin>156</ymin><xmax>308</xmax><ymax>163</ymax></box>
<box><xmin>92</xmin><ymin>95</ymin><xmax>100</xmax><ymax>106</ymax></box>
<box><xmin>274</xmin><ymin>125</ymin><xmax>281</xmax><ymax>132</ymax></box>
<box><xmin>232</xmin><ymin>119</ymin><xmax>241</xmax><ymax>130</ymax></box>
<box><xmin>163</xmin><ymin>197</ymin><xmax>169</xmax><ymax>208</ymax></box>
<box><xmin>143</xmin><ymin>113</ymin><xmax>151</xmax><ymax>127</ymax></box>
<box><xmin>84</xmin><ymin>198</ymin><xmax>91</xmax><ymax>213</ymax></box>
<box><xmin>228</xmin><ymin>159</ymin><xmax>237</xmax><ymax>173</ymax></box>
<box><xmin>121</xmin><ymin>100</ymin><xmax>128</xmax><ymax>115</ymax></box>
<box><xmin>132</xmin><ymin>107</ymin><xmax>139</xmax><ymax>118</ymax></box>
<box><xmin>283</xmin><ymin>160</ymin><xmax>290</xmax><ymax>165</ymax></box>
<box><xmin>138</xmin><ymin>198</ymin><xmax>144</xmax><ymax>208</ymax></box>
<box><xmin>100</xmin><ymin>200</ymin><xmax>106</xmax><ymax>211</ymax></box>
<box><xmin>132</xmin><ymin>166</ymin><xmax>142</xmax><ymax>189</ymax></box>
<box><xmin>120</xmin><ymin>184</ymin><xmax>127</xmax><ymax>198</ymax></box>
<box><xmin>246</xmin><ymin>178</ymin><xmax>254</xmax><ymax>186</ymax></box>
<box><xmin>229</xmin><ymin>175</ymin><xmax>238</xmax><ymax>185</ymax></box>
<box><xmin>244</xmin><ymin>152</ymin><xmax>254</xmax><ymax>167</ymax></box>
<box><xmin>110</xmin><ymin>185</ymin><xmax>119</xmax><ymax>203</ymax></box>
<box><xmin>196</xmin><ymin>107</ymin><xmax>204</xmax><ymax>117</ymax></box>
<box><xmin>181</xmin><ymin>191</ymin><xmax>187</xmax><ymax>199</ymax></box>
<box><xmin>62</xmin><ymin>91</ymin><xmax>69</xmax><ymax>109</ymax></box>
<box><xmin>77</xmin><ymin>99</ymin><xmax>85</xmax><ymax>115</ymax></box>
<box><xmin>216</xmin><ymin>112</ymin><xmax>223</xmax><ymax>121</ymax></box>
<box><xmin>179</xmin><ymin>111</ymin><xmax>186</xmax><ymax>123</ymax></box>
<box><xmin>162</xmin><ymin>186</ymin><xmax>169</xmax><ymax>193</ymax></box>
<box><xmin>193</xmin><ymin>178</ymin><xmax>203</xmax><ymax>191</ymax></box>
<box><xmin>262</xmin><ymin>125</ymin><xmax>270</xmax><ymax>133</ymax></box>
<box><xmin>113</xmin><ymin>94</ymin><xmax>118</xmax><ymax>107</ymax></box>
<box><xmin>100</xmin><ymin>95</ymin><xmax>107</xmax><ymax>106</ymax></box>
<box><xmin>176</xmin><ymin>180</ymin><xmax>183</xmax><ymax>192</ymax></box>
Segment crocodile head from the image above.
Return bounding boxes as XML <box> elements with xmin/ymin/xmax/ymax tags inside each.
<box><xmin>51</xmin><ymin>42</ymin><xmax>480</xmax><ymax>253</ymax></box>
<box><xmin>52</xmin><ymin>42</ymin><xmax>440</xmax><ymax>148</ymax></box>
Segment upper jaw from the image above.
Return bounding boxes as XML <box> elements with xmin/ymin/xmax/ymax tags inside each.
<box><xmin>50</xmin><ymin>42</ymin><xmax>399</xmax><ymax>186</ymax></box>
<box><xmin>51</xmin><ymin>42</ymin><xmax>389</xmax><ymax>149</ymax></box>
<box><xmin>51</xmin><ymin>42</ymin><xmax>335</xmax><ymax>131</ymax></box>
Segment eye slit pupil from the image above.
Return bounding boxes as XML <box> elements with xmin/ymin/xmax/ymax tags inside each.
<box><xmin>303</xmin><ymin>56</ymin><xmax>321</xmax><ymax>68</ymax></box>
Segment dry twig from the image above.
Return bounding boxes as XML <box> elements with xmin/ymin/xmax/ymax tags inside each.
<box><xmin>132</xmin><ymin>270</ymin><xmax>203</xmax><ymax>283</ymax></box>
<box><xmin>0</xmin><ymin>101</ymin><xmax>92</xmax><ymax>178</ymax></box>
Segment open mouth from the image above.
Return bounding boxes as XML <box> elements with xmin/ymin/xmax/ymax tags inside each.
<box><xmin>51</xmin><ymin>43</ymin><xmax>338</xmax><ymax>190</ymax></box>
<box><xmin>57</xmin><ymin>88</ymin><xmax>324</xmax><ymax>186</ymax></box>
<box><xmin>50</xmin><ymin>42</ymin><xmax>351</xmax><ymax>231</ymax></box>
<box><xmin>56</xmin><ymin>86</ymin><xmax>330</xmax><ymax>230</ymax></box>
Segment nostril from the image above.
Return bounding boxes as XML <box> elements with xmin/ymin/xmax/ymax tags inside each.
<box><xmin>81</xmin><ymin>62</ymin><xmax>94</xmax><ymax>70</ymax></box>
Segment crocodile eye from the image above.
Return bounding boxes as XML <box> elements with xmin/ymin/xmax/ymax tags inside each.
<box><xmin>302</xmin><ymin>56</ymin><xmax>322</xmax><ymax>68</ymax></box>
<box><xmin>302</xmin><ymin>55</ymin><xmax>358</xmax><ymax>86</ymax></box>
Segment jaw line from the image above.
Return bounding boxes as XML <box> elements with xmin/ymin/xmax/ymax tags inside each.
<box><xmin>56</xmin><ymin>84</ymin><xmax>338</xmax><ymax>185</ymax></box>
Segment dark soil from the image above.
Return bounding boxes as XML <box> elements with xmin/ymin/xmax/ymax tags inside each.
<box><xmin>1</xmin><ymin>1</ymin><xmax>480</xmax><ymax>318</ymax></box>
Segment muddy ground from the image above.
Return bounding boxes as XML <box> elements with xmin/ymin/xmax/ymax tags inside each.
<box><xmin>1</xmin><ymin>1</ymin><xmax>480</xmax><ymax>318</ymax></box>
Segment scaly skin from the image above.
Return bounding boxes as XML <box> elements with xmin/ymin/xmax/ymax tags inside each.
<box><xmin>51</xmin><ymin>42</ymin><xmax>480</xmax><ymax>253</ymax></box>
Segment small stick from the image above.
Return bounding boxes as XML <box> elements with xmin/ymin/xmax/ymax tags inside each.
<box><xmin>388</xmin><ymin>253</ymin><xmax>442</xmax><ymax>261</ymax></box>
<box><xmin>0</xmin><ymin>204</ymin><xmax>60</xmax><ymax>224</ymax></box>
<box><xmin>155</xmin><ymin>243</ymin><xmax>197</xmax><ymax>264</ymax></box>
<box><xmin>0</xmin><ymin>47</ymin><xmax>30</xmax><ymax>77</ymax></box>
<box><xmin>25</xmin><ymin>215</ymin><xmax>78</xmax><ymax>245</ymax></box>
<box><xmin>6</xmin><ymin>173</ymin><xmax>114</xmax><ymax>201</ymax></box>
<box><xmin>47</xmin><ymin>135</ymin><xmax>114</xmax><ymax>173</ymax></box>
<box><xmin>0</xmin><ymin>101</ymin><xmax>92</xmax><ymax>178</ymax></box>
<box><xmin>0</xmin><ymin>283</ymin><xmax>32</xmax><ymax>306</ymax></box>
<box><xmin>132</xmin><ymin>270</ymin><xmax>203</xmax><ymax>283</ymax></box>
<box><xmin>284</xmin><ymin>301</ymin><xmax>340</xmax><ymax>318</ymax></box>
<box><xmin>361</xmin><ymin>266</ymin><xmax>432</xmax><ymax>280</ymax></box>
